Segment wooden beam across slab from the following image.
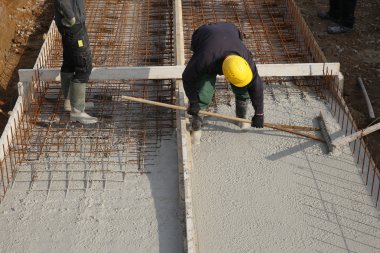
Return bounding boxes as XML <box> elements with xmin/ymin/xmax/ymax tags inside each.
<box><xmin>18</xmin><ymin>63</ymin><xmax>340</xmax><ymax>82</ymax></box>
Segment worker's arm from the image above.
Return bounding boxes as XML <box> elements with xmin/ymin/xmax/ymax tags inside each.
<box><xmin>56</xmin><ymin>0</ymin><xmax>76</xmax><ymax>27</ymax></box>
<box><xmin>182</xmin><ymin>56</ymin><xmax>207</xmax><ymax>115</ymax></box>
<box><xmin>247</xmin><ymin>72</ymin><xmax>264</xmax><ymax>115</ymax></box>
<box><xmin>247</xmin><ymin>67</ymin><xmax>264</xmax><ymax>128</ymax></box>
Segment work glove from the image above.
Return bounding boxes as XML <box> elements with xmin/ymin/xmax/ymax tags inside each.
<box><xmin>251</xmin><ymin>114</ymin><xmax>264</xmax><ymax>128</ymax></box>
<box><xmin>62</xmin><ymin>17</ymin><xmax>76</xmax><ymax>27</ymax></box>
<box><xmin>187</xmin><ymin>101</ymin><xmax>200</xmax><ymax>116</ymax></box>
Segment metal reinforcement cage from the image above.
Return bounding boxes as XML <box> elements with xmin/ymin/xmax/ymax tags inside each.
<box><xmin>0</xmin><ymin>0</ymin><xmax>379</xmax><ymax>251</ymax></box>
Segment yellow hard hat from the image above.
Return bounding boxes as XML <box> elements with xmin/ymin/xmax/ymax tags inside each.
<box><xmin>222</xmin><ymin>55</ymin><xmax>253</xmax><ymax>87</ymax></box>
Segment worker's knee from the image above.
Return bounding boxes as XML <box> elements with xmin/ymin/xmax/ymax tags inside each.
<box><xmin>235</xmin><ymin>94</ymin><xmax>249</xmax><ymax>102</ymax></box>
<box><xmin>198</xmin><ymin>74</ymin><xmax>216</xmax><ymax>108</ymax></box>
<box><xmin>73</xmin><ymin>71</ymin><xmax>91</xmax><ymax>83</ymax></box>
<box><xmin>73</xmin><ymin>49</ymin><xmax>93</xmax><ymax>83</ymax></box>
<box><xmin>231</xmin><ymin>84</ymin><xmax>249</xmax><ymax>101</ymax></box>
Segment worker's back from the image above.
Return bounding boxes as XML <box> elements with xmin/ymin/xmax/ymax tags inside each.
<box><xmin>189</xmin><ymin>23</ymin><xmax>252</xmax><ymax>75</ymax></box>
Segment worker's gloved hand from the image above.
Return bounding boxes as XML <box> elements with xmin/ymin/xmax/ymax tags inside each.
<box><xmin>251</xmin><ymin>114</ymin><xmax>264</xmax><ymax>128</ymax></box>
<box><xmin>62</xmin><ymin>17</ymin><xmax>76</xmax><ymax>27</ymax></box>
<box><xmin>187</xmin><ymin>101</ymin><xmax>200</xmax><ymax>115</ymax></box>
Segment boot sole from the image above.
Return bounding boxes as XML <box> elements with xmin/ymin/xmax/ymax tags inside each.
<box><xmin>64</xmin><ymin>102</ymin><xmax>95</xmax><ymax>112</ymax></box>
<box><xmin>70</xmin><ymin>116</ymin><xmax>98</xmax><ymax>124</ymax></box>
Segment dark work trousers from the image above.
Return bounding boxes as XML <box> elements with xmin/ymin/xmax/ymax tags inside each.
<box><xmin>57</xmin><ymin>23</ymin><xmax>93</xmax><ymax>83</ymax></box>
<box><xmin>329</xmin><ymin>0</ymin><xmax>357</xmax><ymax>28</ymax></box>
<box><xmin>196</xmin><ymin>74</ymin><xmax>251</xmax><ymax>110</ymax></box>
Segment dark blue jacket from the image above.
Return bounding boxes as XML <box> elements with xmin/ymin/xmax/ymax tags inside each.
<box><xmin>183</xmin><ymin>23</ymin><xmax>264</xmax><ymax>114</ymax></box>
<box><xmin>54</xmin><ymin>0</ymin><xmax>86</xmax><ymax>25</ymax></box>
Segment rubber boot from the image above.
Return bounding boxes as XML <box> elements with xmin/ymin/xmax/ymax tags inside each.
<box><xmin>61</xmin><ymin>72</ymin><xmax>95</xmax><ymax>111</ymax></box>
<box><xmin>61</xmin><ymin>72</ymin><xmax>74</xmax><ymax>111</ymax></box>
<box><xmin>236</xmin><ymin>98</ymin><xmax>250</xmax><ymax>129</ymax></box>
<box><xmin>191</xmin><ymin>130</ymin><xmax>202</xmax><ymax>145</ymax></box>
<box><xmin>70</xmin><ymin>82</ymin><xmax>98</xmax><ymax>124</ymax></box>
<box><xmin>192</xmin><ymin>115</ymin><xmax>203</xmax><ymax>131</ymax></box>
<box><xmin>191</xmin><ymin>115</ymin><xmax>203</xmax><ymax>145</ymax></box>
<box><xmin>65</xmin><ymin>99</ymin><xmax>95</xmax><ymax>112</ymax></box>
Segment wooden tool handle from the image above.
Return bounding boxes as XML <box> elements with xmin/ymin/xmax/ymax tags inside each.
<box><xmin>120</xmin><ymin>95</ymin><xmax>324</xmax><ymax>142</ymax></box>
<box><xmin>332</xmin><ymin>122</ymin><xmax>380</xmax><ymax>147</ymax></box>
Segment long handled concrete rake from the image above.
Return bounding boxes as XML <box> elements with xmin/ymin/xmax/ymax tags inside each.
<box><xmin>317</xmin><ymin>112</ymin><xmax>380</xmax><ymax>153</ymax></box>
<box><xmin>119</xmin><ymin>95</ymin><xmax>325</xmax><ymax>142</ymax></box>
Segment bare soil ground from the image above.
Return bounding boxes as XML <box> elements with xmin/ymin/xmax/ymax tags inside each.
<box><xmin>0</xmin><ymin>0</ymin><xmax>379</xmax><ymax>165</ymax></box>
<box><xmin>0</xmin><ymin>0</ymin><xmax>53</xmax><ymax>130</ymax></box>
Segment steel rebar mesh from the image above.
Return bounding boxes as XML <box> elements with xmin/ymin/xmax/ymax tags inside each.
<box><xmin>181</xmin><ymin>0</ymin><xmax>326</xmax><ymax>105</ymax></box>
<box><xmin>37</xmin><ymin>0</ymin><xmax>174</xmax><ymax>68</ymax></box>
<box><xmin>10</xmin><ymin>76</ymin><xmax>176</xmax><ymax>192</ymax></box>
<box><xmin>0</xmin><ymin>0</ymin><xmax>176</xmax><ymax>193</ymax></box>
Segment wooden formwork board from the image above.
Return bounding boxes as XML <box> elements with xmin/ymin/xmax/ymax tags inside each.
<box><xmin>18</xmin><ymin>63</ymin><xmax>341</xmax><ymax>83</ymax></box>
<box><xmin>174</xmin><ymin>0</ymin><xmax>197</xmax><ymax>252</ymax></box>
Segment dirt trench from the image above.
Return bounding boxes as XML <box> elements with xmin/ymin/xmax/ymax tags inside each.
<box><xmin>0</xmin><ymin>0</ymin><xmax>53</xmax><ymax>130</ymax></box>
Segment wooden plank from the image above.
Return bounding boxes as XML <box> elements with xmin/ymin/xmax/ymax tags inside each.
<box><xmin>174</xmin><ymin>0</ymin><xmax>198</xmax><ymax>252</ymax></box>
<box><xmin>257</xmin><ymin>62</ymin><xmax>340</xmax><ymax>76</ymax></box>
<box><xmin>18</xmin><ymin>63</ymin><xmax>341</xmax><ymax>82</ymax></box>
<box><xmin>18</xmin><ymin>66</ymin><xmax>186</xmax><ymax>82</ymax></box>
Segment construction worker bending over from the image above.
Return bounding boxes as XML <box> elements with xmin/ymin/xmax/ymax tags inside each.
<box><xmin>183</xmin><ymin>23</ymin><xmax>264</xmax><ymax>138</ymax></box>
<box><xmin>54</xmin><ymin>0</ymin><xmax>97</xmax><ymax>124</ymax></box>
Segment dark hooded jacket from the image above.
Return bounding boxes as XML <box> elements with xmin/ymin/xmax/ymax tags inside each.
<box><xmin>182</xmin><ymin>23</ymin><xmax>264</xmax><ymax>114</ymax></box>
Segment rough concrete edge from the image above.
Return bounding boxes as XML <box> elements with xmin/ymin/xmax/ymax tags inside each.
<box><xmin>174</xmin><ymin>0</ymin><xmax>198</xmax><ymax>252</ymax></box>
<box><xmin>176</xmin><ymin>87</ymin><xmax>198</xmax><ymax>253</ymax></box>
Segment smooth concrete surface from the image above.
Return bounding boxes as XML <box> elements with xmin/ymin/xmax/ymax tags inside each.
<box><xmin>0</xmin><ymin>136</ymin><xmax>184</xmax><ymax>253</ymax></box>
<box><xmin>192</xmin><ymin>85</ymin><xmax>380</xmax><ymax>253</ymax></box>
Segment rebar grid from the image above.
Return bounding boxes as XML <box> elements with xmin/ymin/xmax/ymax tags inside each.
<box><xmin>4</xmin><ymin>75</ymin><xmax>176</xmax><ymax>193</ymax></box>
<box><xmin>3</xmin><ymin>0</ymin><xmax>176</xmax><ymax>193</ymax></box>
<box><xmin>181</xmin><ymin>0</ymin><xmax>327</xmax><ymax>107</ymax></box>
<box><xmin>29</xmin><ymin>77</ymin><xmax>175</xmax><ymax>155</ymax></box>
<box><xmin>37</xmin><ymin>0</ymin><xmax>174</xmax><ymax>69</ymax></box>
<box><xmin>321</xmin><ymin>74</ymin><xmax>380</xmax><ymax>206</ymax></box>
<box><xmin>182</xmin><ymin>0</ymin><xmax>316</xmax><ymax>64</ymax></box>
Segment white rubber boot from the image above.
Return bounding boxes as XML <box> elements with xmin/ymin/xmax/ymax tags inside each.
<box><xmin>70</xmin><ymin>108</ymin><xmax>98</xmax><ymax>124</ymax></box>
<box><xmin>70</xmin><ymin>82</ymin><xmax>98</xmax><ymax>124</ymax></box>
<box><xmin>239</xmin><ymin>121</ymin><xmax>251</xmax><ymax>129</ymax></box>
<box><xmin>64</xmin><ymin>100</ymin><xmax>94</xmax><ymax>112</ymax></box>
<box><xmin>191</xmin><ymin>130</ymin><xmax>202</xmax><ymax>145</ymax></box>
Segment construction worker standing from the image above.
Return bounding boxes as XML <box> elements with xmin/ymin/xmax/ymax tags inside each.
<box><xmin>54</xmin><ymin>0</ymin><xmax>97</xmax><ymax>124</ymax></box>
<box><xmin>317</xmin><ymin>0</ymin><xmax>357</xmax><ymax>34</ymax></box>
<box><xmin>183</xmin><ymin>23</ymin><xmax>264</xmax><ymax>138</ymax></box>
